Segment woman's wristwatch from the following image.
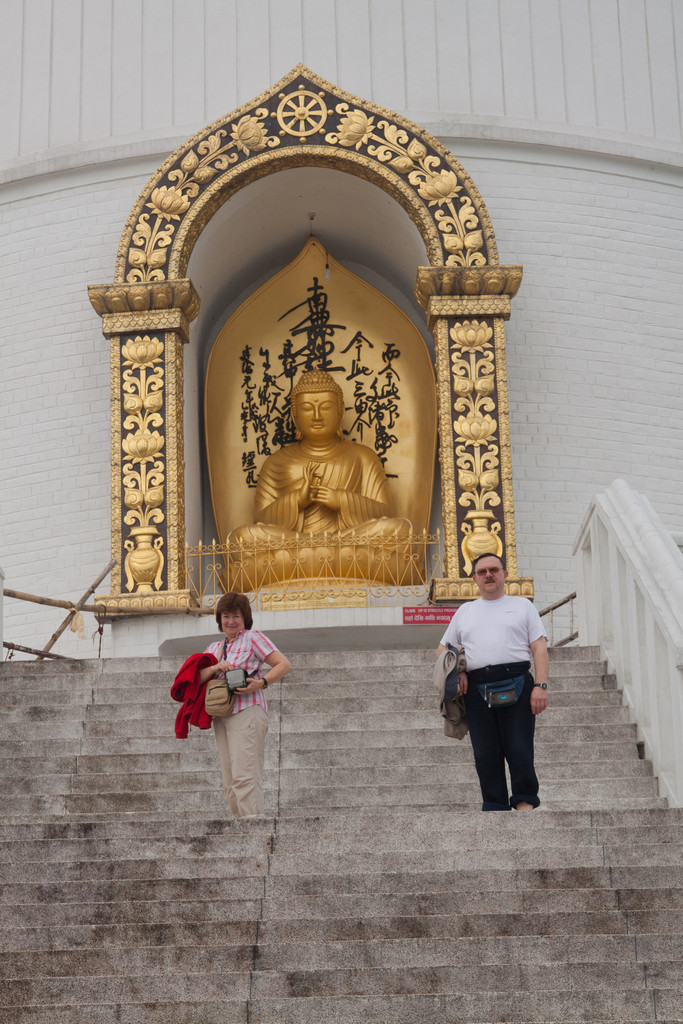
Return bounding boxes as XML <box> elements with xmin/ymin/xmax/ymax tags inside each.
<box><xmin>261</xmin><ymin>676</ymin><xmax>269</xmax><ymax>689</ymax></box>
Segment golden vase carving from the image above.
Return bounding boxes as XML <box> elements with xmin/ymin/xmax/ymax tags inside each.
<box><xmin>460</xmin><ymin>510</ymin><xmax>502</xmax><ymax>575</ymax></box>
<box><xmin>124</xmin><ymin>526</ymin><xmax>165</xmax><ymax>593</ymax></box>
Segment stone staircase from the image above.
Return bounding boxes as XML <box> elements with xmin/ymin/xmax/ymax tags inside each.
<box><xmin>0</xmin><ymin>644</ymin><xmax>682</xmax><ymax>1022</ymax></box>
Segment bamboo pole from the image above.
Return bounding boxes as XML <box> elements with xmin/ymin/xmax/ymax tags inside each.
<box><xmin>3</xmin><ymin>641</ymin><xmax>71</xmax><ymax>660</ymax></box>
<box><xmin>3</xmin><ymin>588</ymin><xmax>102</xmax><ymax>615</ymax></box>
<box><xmin>3</xmin><ymin>586</ymin><xmax>211</xmax><ymax>617</ymax></box>
<box><xmin>38</xmin><ymin>559</ymin><xmax>116</xmax><ymax>660</ymax></box>
<box><xmin>94</xmin><ymin>604</ymin><xmax>213</xmax><ymax>617</ymax></box>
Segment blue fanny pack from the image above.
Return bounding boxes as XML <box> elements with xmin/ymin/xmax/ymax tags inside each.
<box><xmin>478</xmin><ymin>675</ymin><xmax>525</xmax><ymax>708</ymax></box>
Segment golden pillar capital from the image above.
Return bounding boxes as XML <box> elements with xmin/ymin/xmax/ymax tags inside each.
<box><xmin>415</xmin><ymin>265</ymin><xmax>522</xmax><ymax>331</ymax></box>
<box><xmin>88</xmin><ymin>279</ymin><xmax>200</xmax><ymax>342</ymax></box>
<box><xmin>89</xmin><ymin>278</ymin><xmax>200</xmax><ymax>610</ymax></box>
<box><xmin>416</xmin><ymin>264</ymin><xmax>533</xmax><ymax>602</ymax></box>
<box><xmin>415</xmin><ymin>265</ymin><xmax>523</xmax><ymax>305</ymax></box>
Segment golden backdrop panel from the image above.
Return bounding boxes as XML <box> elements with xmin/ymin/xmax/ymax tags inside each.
<box><xmin>205</xmin><ymin>238</ymin><xmax>436</xmax><ymax>547</ymax></box>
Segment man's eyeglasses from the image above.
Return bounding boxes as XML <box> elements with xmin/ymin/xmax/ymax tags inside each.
<box><xmin>473</xmin><ymin>567</ymin><xmax>503</xmax><ymax>577</ymax></box>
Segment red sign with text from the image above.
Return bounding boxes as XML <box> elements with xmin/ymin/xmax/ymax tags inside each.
<box><xmin>403</xmin><ymin>606</ymin><xmax>460</xmax><ymax>625</ymax></box>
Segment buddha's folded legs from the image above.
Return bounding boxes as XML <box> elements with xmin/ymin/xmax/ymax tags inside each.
<box><xmin>227</xmin><ymin>518</ymin><xmax>424</xmax><ymax>588</ymax></box>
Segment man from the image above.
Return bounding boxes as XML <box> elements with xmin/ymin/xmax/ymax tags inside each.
<box><xmin>437</xmin><ymin>553</ymin><xmax>549</xmax><ymax>811</ymax></box>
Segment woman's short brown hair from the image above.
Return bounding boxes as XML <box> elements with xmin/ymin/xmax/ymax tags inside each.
<box><xmin>214</xmin><ymin>592</ymin><xmax>253</xmax><ymax>630</ymax></box>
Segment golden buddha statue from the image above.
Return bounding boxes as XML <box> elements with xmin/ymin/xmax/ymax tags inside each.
<box><xmin>228</xmin><ymin>370</ymin><xmax>416</xmax><ymax>588</ymax></box>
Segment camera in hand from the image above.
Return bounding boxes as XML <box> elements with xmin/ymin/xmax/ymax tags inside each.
<box><xmin>224</xmin><ymin>668</ymin><xmax>247</xmax><ymax>694</ymax></box>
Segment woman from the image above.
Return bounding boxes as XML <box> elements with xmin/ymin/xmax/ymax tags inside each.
<box><xmin>199</xmin><ymin>592</ymin><xmax>291</xmax><ymax>818</ymax></box>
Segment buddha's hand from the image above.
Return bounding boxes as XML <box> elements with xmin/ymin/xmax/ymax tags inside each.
<box><xmin>297</xmin><ymin>463</ymin><xmax>318</xmax><ymax>510</ymax></box>
<box><xmin>310</xmin><ymin>484</ymin><xmax>342</xmax><ymax>511</ymax></box>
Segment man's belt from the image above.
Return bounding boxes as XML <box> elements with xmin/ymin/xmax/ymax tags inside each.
<box><xmin>467</xmin><ymin>661</ymin><xmax>530</xmax><ymax>685</ymax></box>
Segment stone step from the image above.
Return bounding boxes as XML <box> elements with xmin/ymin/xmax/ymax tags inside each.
<box><xmin>0</xmin><ymin>671</ymin><xmax>613</xmax><ymax>709</ymax></box>
<box><xmin>0</xmin><ymin>943</ymin><xmax>256</xmax><ymax>977</ymax></box>
<box><xmin>250</xmin><ymin>932</ymin><xmax>683</xmax><ymax>970</ymax></box>
<box><xmin>263</xmin><ymin>864</ymin><xmax>683</xmax><ymax>897</ymax></box>
<box><xmin>276</xmin><ymin>758</ymin><xmax>653</xmax><ymax>787</ymax></box>
<box><xmin>4</xmin><ymin>756</ymin><xmax>651</xmax><ymax>799</ymax></box>
<box><xmin>0</xmin><ymin>678</ymin><xmax>619</xmax><ymax>719</ymax></box>
<box><xmin>0</xmin><ymin>714</ymin><xmax>636</xmax><ymax>744</ymax></box>
<box><xmin>268</xmin><ymin>824</ymin><xmax>683</xmax><ymax>855</ymax></box>
<box><xmin>0</xmin><ymin>816</ymin><xmax>276</xmax><ymax>842</ymax></box>
<box><xmin>274</xmin><ymin>806</ymin><xmax>683</xmax><ymax>830</ymax></box>
<box><xmin>8</xmin><ymin>884</ymin><xmax>683</xmax><ymax>930</ymax></box>
<box><xmin>75</xmin><ymin>685</ymin><xmax>623</xmax><ymax>713</ymax></box>
<box><xmin>278</xmin><ymin>740</ymin><xmax>642</xmax><ymax>767</ymax></box>
<box><xmin>267</xmin><ymin>843</ymin><xmax>677</xmax><ymax>877</ymax></box>
<box><xmin>0</xmin><ymin>1000</ymin><xmax>675</xmax><ymax>1024</ymax></box>
<box><xmin>0</xmin><ymin>1003</ymin><xmax>247</xmax><ymax>1024</ymax></box>
<box><xmin>0</xmin><ymin>791</ymin><xmax>276</xmax><ymax>819</ymax></box>
<box><xmin>0</xmin><ymin>644</ymin><xmax>602</xmax><ymax>677</ymax></box>
<box><xmin>280</xmin><ymin>686</ymin><xmax>619</xmax><ymax>708</ymax></box>
<box><xmin>0</xmin><ymin>718</ymin><xmax>641</xmax><ymax>756</ymax></box>
<box><xmin>244</xmin><ymin>990</ymin><xmax>673</xmax><ymax>1024</ymax></box>
<box><xmin>0</xmin><ymin>980</ymin><xmax>251</xmax><ymax>1019</ymax></box>
<box><xmin>0</xmin><ymin>833</ymin><xmax>269</xmax><ymax>864</ymax></box>
<box><xmin>0</xmin><ymin>812</ymin><xmax>678</xmax><ymax>852</ymax></box>
<box><xmin>0</xmin><ymin>741</ymin><xmax>642</xmax><ymax>782</ymax></box>
<box><xmin>1</xmin><ymin>774</ymin><xmax>662</xmax><ymax>818</ymax></box>
<box><xmin>0</xmin><ymin>643</ymin><xmax>675</xmax><ymax>1024</ymax></box>
<box><xmin>0</xmin><ymin>851</ymin><xmax>269</xmax><ymax>884</ymax></box>
<box><xmin>0</xmin><ymin>805</ymin><xmax>677</xmax><ymax>841</ymax></box>
<box><xmin>0</xmin><ymin>655</ymin><xmax>610</xmax><ymax>688</ymax></box>
<box><xmin>4</xmin><ymin>818</ymin><xmax>679</xmax><ymax>864</ymax></box>
<box><xmin>0</xmin><ymin>876</ymin><xmax>266</xmax><ymax>905</ymax></box>
<box><xmin>8</xmin><ymin>795</ymin><xmax>670</xmax><ymax>825</ymax></box>
<box><xmin>0</xmin><ymin>920</ymin><xmax>260</xmax><ymax>951</ymax></box>
<box><xmin>0</xmin><ymin>999</ymin><xmax>248</xmax><ymax>1024</ymax></box>
<box><xmin>82</xmin><ymin>673</ymin><xmax>616</xmax><ymax>704</ymax></box>
<box><xmin>2</xmin><ymin>903</ymin><xmax>682</xmax><ymax>953</ymax></box>
<box><xmin>279</xmin><ymin>707</ymin><xmax>632</xmax><ymax>734</ymax></box>
<box><xmin>279</xmin><ymin>796</ymin><xmax>669</xmax><ymax>818</ymax></box>
<box><xmin>0</xmin><ymin>646</ymin><xmax>604</xmax><ymax>683</ymax></box>
<box><xmin>0</xmin><ymin>721</ymin><xmax>83</xmax><ymax>740</ymax></box>
<box><xmin>278</xmin><ymin>722</ymin><xmax>639</xmax><ymax>748</ymax></box>
<box><xmin>1</xmin><ymin>961</ymin><xmax>674</xmax><ymax>1002</ymax></box>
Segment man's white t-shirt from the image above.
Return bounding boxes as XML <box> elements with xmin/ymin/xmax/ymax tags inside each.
<box><xmin>440</xmin><ymin>595</ymin><xmax>547</xmax><ymax>671</ymax></box>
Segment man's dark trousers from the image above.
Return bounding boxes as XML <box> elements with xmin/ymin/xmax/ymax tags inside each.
<box><xmin>463</xmin><ymin>674</ymin><xmax>540</xmax><ymax>811</ymax></box>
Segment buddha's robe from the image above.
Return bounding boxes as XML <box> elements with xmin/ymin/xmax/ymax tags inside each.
<box><xmin>232</xmin><ymin>439</ymin><xmax>411</xmax><ymax>542</ymax></box>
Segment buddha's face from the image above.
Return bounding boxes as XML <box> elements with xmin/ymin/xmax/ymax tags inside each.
<box><xmin>293</xmin><ymin>391</ymin><xmax>341</xmax><ymax>441</ymax></box>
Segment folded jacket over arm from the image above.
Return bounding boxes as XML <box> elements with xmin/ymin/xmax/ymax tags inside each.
<box><xmin>433</xmin><ymin>644</ymin><xmax>468</xmax><ymax>739</ymax></box>
<box><xmin>170</xmin><ymin>652</ymin><xmax>218</xmax><ymax>738</ymax></box>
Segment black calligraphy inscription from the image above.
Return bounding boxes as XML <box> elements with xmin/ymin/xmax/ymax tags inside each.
<box><xmin>239</xmin><ymin>277</ymin><xmax>402</xmax><ymax>484</ymax></box>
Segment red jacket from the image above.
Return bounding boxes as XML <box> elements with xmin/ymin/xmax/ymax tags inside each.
<box><xmin>171</xmin><ymin>652</ymin><xmax>217</xmax><ymax>738</ymax></box>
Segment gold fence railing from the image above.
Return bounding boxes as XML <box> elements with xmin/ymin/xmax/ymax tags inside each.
<box><xmin>185</xmin><ymin>531</ymin><xmax>443</xmax><ymax>611</ymax></box>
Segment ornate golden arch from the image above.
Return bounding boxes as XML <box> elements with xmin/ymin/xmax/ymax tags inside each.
<box><xmin>89</xmin><ymin>65</ymin><xmax>531</xmax><ymax>610</ymax></box>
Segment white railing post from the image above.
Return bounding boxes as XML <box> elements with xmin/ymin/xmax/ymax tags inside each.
<box><xmin>0</xmin><ymin>565</ymin><xmax>4</xmax><ymax>655</ymax></box>
<box><xmin>573</xmin><ymin>480</ymin><xmax>683</xmax><ymax>806</ymax></box>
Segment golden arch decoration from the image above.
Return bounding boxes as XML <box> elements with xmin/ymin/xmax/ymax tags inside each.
<box><xmin>114</xmin><ymin>64</ymin><xmax>497</xmax><ymax>284</ymax></box>
<box><xmin>89</xmin><ymin>65</ymin><xmax>532</xmax><ymax>611</ymax></box>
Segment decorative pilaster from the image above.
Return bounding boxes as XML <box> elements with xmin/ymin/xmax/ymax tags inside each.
<box><xmin>415</xmin><ymin>266</ymin><xmax>533</xmax><ymax>601</ymax></box>
<box><xmin>88</xmin><ymin>280</ymin><xmax>200</xmax><ymax>611</ymax></box>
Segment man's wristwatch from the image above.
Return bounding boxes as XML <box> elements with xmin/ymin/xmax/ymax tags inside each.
<box><xmin>534</xmin><ymin>682</ymin><xmax>548</xmax><ymax>690</ymax></box>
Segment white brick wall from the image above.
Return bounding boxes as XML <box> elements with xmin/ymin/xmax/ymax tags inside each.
<box><xmin>0</xmin><ymin>167</ymin><xmax>154</xmax><ymax>658</ymax></box>
<box><xmin>1</xmin><ymin>0</ymin><xmax>681</xmax><ymax>657</ymax></box>
<box><xmin>459</xmin><ymin>146</ymin><xmax>683</xmax><ymax>606</ymax></box>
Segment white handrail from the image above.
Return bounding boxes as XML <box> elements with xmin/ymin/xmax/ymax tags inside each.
<box><xmin>0</xmin><ymin>565</ymin><xmax>4</xmax><ymax>655</ymax></box>
<box><xmin>574</xmin><ymin>479</ymin><xmax>683</xmax><ymax>807</ymax></box>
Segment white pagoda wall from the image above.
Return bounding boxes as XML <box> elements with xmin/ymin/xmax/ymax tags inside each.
<box><xmin>3</xmin><ymin>0</ymin><xmax>682</xmax><ymax>166</ymax></box>
<box><xmin>1</xmin><ymin>0</ymin><xmax>682</xmax><ymax>657</ymax></box>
